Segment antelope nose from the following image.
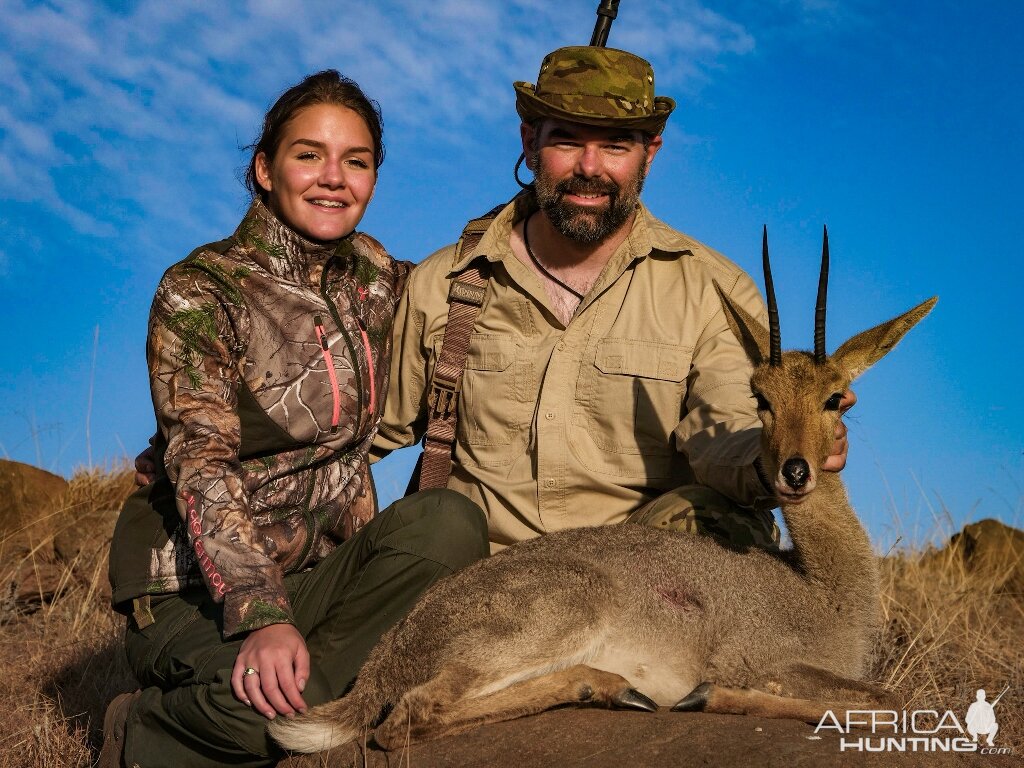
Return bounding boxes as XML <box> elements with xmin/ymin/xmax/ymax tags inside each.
<box><xmin>782</xmin><ymin>458</ymin><xmax>810</xmax><ymax>489</ymax></box>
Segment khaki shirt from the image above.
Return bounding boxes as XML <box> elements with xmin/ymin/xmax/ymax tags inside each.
<box><xmin>372</xmin><ymin>197</ymin><xmax>774</xmax><ymax>549</ymax></box>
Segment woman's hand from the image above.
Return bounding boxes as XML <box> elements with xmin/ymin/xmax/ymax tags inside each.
<box><xmin>821</xmin><ymin>389</ymin><xmax>857</xmax><ymax>472</ymax></box>
<box><xmin>231</xmin><ymin>623</ymin><xmax>310</xmax><ymax>720</ymax></box>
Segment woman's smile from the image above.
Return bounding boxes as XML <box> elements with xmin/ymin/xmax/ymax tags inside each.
<box><xmin>256</xmin><ymin>103</ymin><xmax>376</xmax><ymax>243</ymax></box>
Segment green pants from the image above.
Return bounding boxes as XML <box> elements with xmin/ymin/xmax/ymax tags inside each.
<box><xmin>627</xmin><ymin>484</ymin><xmax>780</xmax><ymax>551</ymax></box>
<box><xmin>121</xmin><ymin>489</ymin><xmax>487</xmax><ymax>768</ymax></box>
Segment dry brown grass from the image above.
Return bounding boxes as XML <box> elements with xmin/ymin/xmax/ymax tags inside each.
<box><xmin>0</xmin><ymin>465</ymin><xmax>136</xmax><ymax>768</ymax></box>
<box><xmin>0</xmin><ymin>466</ymin><xmax>1020</xmax><ymax>765</ymax></box>
<box><xmin>873</xmin><ymin>526</ymin><xmax>1023</xmax><ymax>750</ymax></box>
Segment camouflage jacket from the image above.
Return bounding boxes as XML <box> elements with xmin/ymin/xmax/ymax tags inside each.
<box><xmin>110</xmin><ymin>200</ymin><xmax>410</xmax><ymax>637</ymax></box>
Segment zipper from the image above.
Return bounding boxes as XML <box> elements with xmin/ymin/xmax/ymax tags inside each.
<box><xmin>313</xmin><ymin>314</ymin><xmax>341</xmax><ymax>434</ymax></box>
<box><xmin>356</xmin><ymin>317</ymin><xmax>376</xmax><ymax>415</ymax></box>
<box><xmin>319</xmin><ymin>261</ymin><xmax>364</xmax><ymax>434</ymax></box>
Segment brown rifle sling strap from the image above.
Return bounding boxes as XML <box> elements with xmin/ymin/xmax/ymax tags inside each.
<box><xmin>418</xmin><ymin>207</ymin><xmax>502</xmax><ymax>491</ymax></box>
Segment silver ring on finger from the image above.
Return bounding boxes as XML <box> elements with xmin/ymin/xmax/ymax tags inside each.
<box><xmin>243</xmin><ymin>667</ymin><xmax>259</xmax><ymax>677</ymax></box>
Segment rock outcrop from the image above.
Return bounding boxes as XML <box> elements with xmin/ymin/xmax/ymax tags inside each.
<box><xmin>1</xmin><ymin>460</ymin><xmax>128</xmax><ymax>606</ymax></box>
<box><xmin>943</xmin><ymin>518</ymin><xmax>1024</xmax><ymax>595</ymax></box>
<box><xmin>0</xmin><ymin>460</ymin><xmax>68</xmax><ymax>559</ymax></box>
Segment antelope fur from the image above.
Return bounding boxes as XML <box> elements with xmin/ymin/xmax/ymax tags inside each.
<box><xmin>269</xmin><ymin>235</ymin><xmax>937</xmax><ymax>753</ymax></box>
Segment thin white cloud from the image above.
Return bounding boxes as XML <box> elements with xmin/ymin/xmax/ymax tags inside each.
<box><xmin>0</xmin><ymin>104</ymin><xmax>67</xmax><ymax>159</ymax></box>
<box><xmin>0</xmin><ymin>0</ymin><xmax>775</xmax><ymax>245</ymax></box>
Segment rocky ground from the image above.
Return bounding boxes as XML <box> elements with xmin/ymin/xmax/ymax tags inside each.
<box><xmin>280</xmin><ymin>708</ymin><xmax>1014</xmax><ymax>767</ymax></box>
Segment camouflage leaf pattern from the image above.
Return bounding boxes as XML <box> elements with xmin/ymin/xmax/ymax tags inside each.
<box><xmin>142</xmin><ymin>200</ymin><xmax>410</xmax><ymax>637</ymax></box>
<box><xmin>514</xmin><ymin>46</ymin><xmax>675</xmax><ymax>134</ymax></box>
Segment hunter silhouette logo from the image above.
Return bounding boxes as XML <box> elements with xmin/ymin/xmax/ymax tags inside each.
<box><xmin>966</xmin><ymin>687</ymin><xmax>1007</xmax><ymax>747</ymax></box>
<box><xmin>815</xmin><ymin>685</ymin><xmax>1013</xmax><ymax>755</ymax></box>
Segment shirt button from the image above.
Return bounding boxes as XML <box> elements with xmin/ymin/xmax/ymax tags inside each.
<box><xmin>545</xmin><ymin>478</ymin><xmax>556</xmax><ymax>488</ymax></box>
<box><xmin>556</xmin><ymin>341</ymin><xmax>566</xmax><ymax>351</ymax></box>
<box><xmin>545</xmin><ymin>411</ymin><xmax>555</xmax><ymax>420</ymax></box>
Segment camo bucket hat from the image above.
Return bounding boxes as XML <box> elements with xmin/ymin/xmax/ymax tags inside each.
<box><xmin>514</xmin><ymin>46</ymin><xmax>675</xmax><ymax>135</ymax></box>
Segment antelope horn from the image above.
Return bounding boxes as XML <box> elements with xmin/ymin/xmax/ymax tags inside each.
<box><xmin>762</xmin><ymin>225</ymin><xmax>782</xmax><ymax>366</ymax></box>
<box><xmin>814</xmin><ymin>225</ymin><xmax>830</xmax><ymax>363</ymax></box>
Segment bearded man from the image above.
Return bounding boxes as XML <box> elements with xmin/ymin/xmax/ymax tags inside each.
<box><xmin>132</xmin><ymin>48</ymin><xmax>853</xmax><ymax>548</ymax></box>
<box><xmin>372</xmin><ymin>46</ymin><xmax>853</xmax><ymax>551</ymax></box>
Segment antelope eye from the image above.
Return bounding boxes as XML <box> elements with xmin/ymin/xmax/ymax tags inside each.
<box><xmin>824</xmin><ymin>392</ymin><xmax>843</xmax><ymax>411</ymax></box>
<box><xmin>753</xmin><ymin>392</ymin><xmax>772</xmax><ymax>412</ymax></box>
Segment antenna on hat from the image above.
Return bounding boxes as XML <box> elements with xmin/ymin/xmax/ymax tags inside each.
<box><xmin>590</xmin><ymin>0</ymin><xmax>621</xmax><ymax>47</ymax></box>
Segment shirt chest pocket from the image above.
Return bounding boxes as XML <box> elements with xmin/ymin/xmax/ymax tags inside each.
<box><xmin>572</xmin><ymin>338</ymin><xmax>692</xmax><ymax>476</ymax></box>
<box><xmin>440</xmin><ymin>334</ymin><xmax>532</xmax><ymax>465</ymax></box>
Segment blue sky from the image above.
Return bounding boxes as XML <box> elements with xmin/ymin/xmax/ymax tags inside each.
<box><xmin>2</xmin><ymin>0</ymin><xmax>1022</xmax><ymax>547</ymax></box>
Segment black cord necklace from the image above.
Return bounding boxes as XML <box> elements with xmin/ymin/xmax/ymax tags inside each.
<box><xmin>523</xmin><ymin>214</ymin><xmax>585</xmax><ymax>301</ymax></box>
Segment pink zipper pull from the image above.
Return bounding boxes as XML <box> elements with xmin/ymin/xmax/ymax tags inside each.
<box><xmin>313</xmin><ymin>314</ymin><xmax>341</xmax><ymax>433</ymax></box>
<box><xmin>356</xmin><ymin>317</ymin><xmax>376</xmax><ymax>415</ymax></box>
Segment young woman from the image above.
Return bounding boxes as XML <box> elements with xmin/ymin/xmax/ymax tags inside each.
<box><xmin>101</xmin><ymin>71</ymin><xmax>487</xmax><ymax>768</ymax></box>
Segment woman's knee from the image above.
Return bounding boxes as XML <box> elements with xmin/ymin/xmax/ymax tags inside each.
<box><xmin>429</xmin><ymin>488</ymin><xmax>488</xmax><ymax>548</ymax></box>
<box><xmin>392</xmin><ymin>489</ymin><xmax>489</xmax><ymax>566</ymax></box>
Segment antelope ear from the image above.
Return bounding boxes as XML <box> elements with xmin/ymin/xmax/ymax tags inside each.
<box><xmin>714</xmin><ymin>282</ymin><xmax>770</xmax><ymax>367</ymax></box>
<box><xmin>832</xmin><ymin>297</ymin><xmax>937</xmax><ymax>380</ymax></box>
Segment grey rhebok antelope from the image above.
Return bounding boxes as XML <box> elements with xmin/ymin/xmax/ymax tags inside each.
<box><xmin>270</xmin><ymin>227</ymin><xmax>937</xmax><ymax>753</ymax></box>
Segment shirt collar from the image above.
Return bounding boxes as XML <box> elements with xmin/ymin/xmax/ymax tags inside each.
<box><xmin>449</xmin><ymin>193</ymin><xmax>699</xmax><ymax>275</ymax></box>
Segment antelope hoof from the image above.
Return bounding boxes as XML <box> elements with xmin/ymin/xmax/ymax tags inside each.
<box><xmin>672</xmin><ymin>682</ymin><xmax>713</xmax><ymax>712</ymax></box>
<box><xmin>611</xmin><ymin>688</ymin><xmax>658</xmax><ymax>712</ymax></box>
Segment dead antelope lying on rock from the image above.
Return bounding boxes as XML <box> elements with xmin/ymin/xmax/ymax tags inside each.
<box><xmin>270</xmin><ymin>227</ymin><xmax>937</xmax><ymax>753</ymax></box>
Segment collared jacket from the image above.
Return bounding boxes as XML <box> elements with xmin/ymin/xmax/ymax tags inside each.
<box><xmin>372</xmin><ymin>196</ymin><xmax>774</xmax><ymax>550</ymax></box>
<box><xmin>110</xmin><ymin>200</ymin><xmax>410</xmax><ymax>637</ymax></box>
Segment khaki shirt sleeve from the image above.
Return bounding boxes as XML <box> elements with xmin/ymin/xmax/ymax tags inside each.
<box><xmin>150</xmin><ymin>269</ymin><xmax>294</xmax><ymax>638</ymax></box>
<box><xmin>371</xmin><ymin>259</ymin><xmax>435</xmax><ymax>462</ymax></box>
<box><xmin>673</xmin><ymin>270</ymin><xmax>776</xmax><ymax>510</ymax></box>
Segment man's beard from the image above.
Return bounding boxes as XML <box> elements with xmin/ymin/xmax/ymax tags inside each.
<box><xmin>532</xmin><ymin>154</ymin><xmax>645</xmax><ymax>244</ymax></box>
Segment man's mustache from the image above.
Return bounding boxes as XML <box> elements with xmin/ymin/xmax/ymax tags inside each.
<box><xmin>554</xmin><ymin>177</ymin><xmax>620</xmax><ymax>200</ymax></box>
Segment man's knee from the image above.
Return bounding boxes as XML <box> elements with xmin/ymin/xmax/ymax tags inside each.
<box><xmin>627</xmin><ymin>484</ymin><xmax>779</xmax><ymax>551</ymax></box>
